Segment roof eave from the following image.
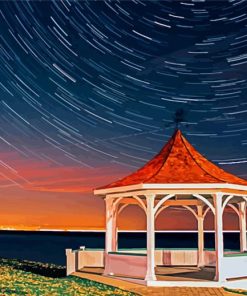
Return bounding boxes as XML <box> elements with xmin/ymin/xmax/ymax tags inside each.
<box><xmin>94</xmin><ymin>183</ymin><xmax>247</xmax><ymax>196</ymax></box>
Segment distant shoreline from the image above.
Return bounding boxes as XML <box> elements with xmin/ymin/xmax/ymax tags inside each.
<box><xmin>0</xmin><ymin>229</ymin><xmax>243</xmax><ymax>233</ymax></box>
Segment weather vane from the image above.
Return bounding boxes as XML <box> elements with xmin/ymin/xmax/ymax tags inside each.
<box><xmin>173</xmin><ymin>108</ymin><xmax>185</xmax><ymax>129</ymax></box>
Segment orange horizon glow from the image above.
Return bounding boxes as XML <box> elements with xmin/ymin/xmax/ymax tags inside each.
<box><xmin>0</xmin><ymin>151</ymin><xmax>245</xmax><ymax>231</ymax></box>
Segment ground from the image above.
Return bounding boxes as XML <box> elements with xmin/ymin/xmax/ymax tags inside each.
<box><xmin>0</xmin><ymin>258</ymin><xmax>245</xmax><ymax>296</ymax></box>
<box><xmin>0</xmin><ymin>258</ymin><xmax>136</xmax><ymax>295</ymax></box>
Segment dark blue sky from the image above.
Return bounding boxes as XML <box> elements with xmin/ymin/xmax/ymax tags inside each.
<box><xmin>1</xmin><ymin>0</ymin><xmax>247</xmax><ymax>193</ymax></box>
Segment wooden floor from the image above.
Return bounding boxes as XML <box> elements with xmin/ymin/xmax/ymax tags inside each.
<box><xmin>79</xmin><ymin>266</ymin><xmax>215</xmax><ymax>282</ymax></box>
<box><xmin>73</xmin><ymin>267</ymin><xmax>236</xmax><ymax>296</ymax></box>
<box><xmin>156</xmin><ymin>266</ymin><xmax>215</xmax><ymax>281</ymax></box>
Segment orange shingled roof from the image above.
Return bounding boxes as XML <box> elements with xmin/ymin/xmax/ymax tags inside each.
<box><xmin>99</xmin><ymin>129</ymin><xmax>247</xmax><ymax>189</ymax></box>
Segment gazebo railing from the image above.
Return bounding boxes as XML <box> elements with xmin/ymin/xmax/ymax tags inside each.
<box><xmin>65</xmin><ymin>248</ymin><xmax>104</xmax><ymax>275</ymax></box>
<box><xmin>222</xmin><ymin>252</ymin><xmax>247</xmax><ymax>280</ymax></box>
<box><xmin>65</xmin><ymin>247</ymin><xmax>245</xmax><ymax>279</ymax></box>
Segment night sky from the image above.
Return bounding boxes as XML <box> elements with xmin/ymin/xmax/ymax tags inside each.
<box><xmin>0</xmin><ymin>1</ymin><xmax>246</xmax><ymax>230</ymax></box>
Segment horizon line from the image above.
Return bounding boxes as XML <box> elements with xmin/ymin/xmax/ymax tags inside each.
<box><xmin>0</xmin><ymin>229</ymin><xmax>243</xmax><ymax>233</ymax></box>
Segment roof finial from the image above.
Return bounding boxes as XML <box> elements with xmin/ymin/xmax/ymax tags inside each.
<box><xmin>173</xmin><ymin>108</ymin><xmax>185</xmax><ymax>130</ymax></box>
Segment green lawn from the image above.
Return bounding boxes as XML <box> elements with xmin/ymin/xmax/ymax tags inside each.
<box><xmin>225</xmin><ymin>288</ymin><xmax>247</xmax><ymax>295</ymax></box>
<box><xmin>0</xmin><ymin>258</ymin><xmax>137</xmax><ymax>295</ymax></box>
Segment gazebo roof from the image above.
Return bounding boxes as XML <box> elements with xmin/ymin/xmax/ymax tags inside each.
<box><xmin>96</xmin><ymin>129</ymin><xmax>247</xmax><ymax>193</ymax></box>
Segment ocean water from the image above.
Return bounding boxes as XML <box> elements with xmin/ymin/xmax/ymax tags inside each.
<box><xmin>0</xmin><ymin>231</ymin><xmax>240</xmax><ymax>266</ymax></box>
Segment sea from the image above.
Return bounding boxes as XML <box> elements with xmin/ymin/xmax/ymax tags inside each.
<box><xmin>0</xmin><ymin>231</ymin><xmax>241</xmax><ymax>266</ymax></box>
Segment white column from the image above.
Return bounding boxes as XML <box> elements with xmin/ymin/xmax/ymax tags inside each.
<box><xmin>213</xmin><ymin>193</ymin><xmax>225</xmax><ymax>282</ymax></box>
<box><xmin>105</xmin><ymin>197</ymin><xmax>115</xmax><ymax>253</ymax></box>
<box><xmin>112</xmin><ymin>210</ymin><xmax>118</xmax><ymax>252</ymax></box>
<box><xmin>197</xmin><ymin>205</ymin><xmax>204</xmax><ymax>268</ymax></box>
<box><xmin>145</xmin><ymin>194</ymin><xmax>156</xmax><ymax>281</ymax></box>
<box><xmin>104</xmin><ymin>197</ymin><xmax>117</xmax><ymax>276</ymax></box>
<box><xmin>239</xmin><ymin>201</ymin><xmax>247</xmax><ymax>252</ymax></box>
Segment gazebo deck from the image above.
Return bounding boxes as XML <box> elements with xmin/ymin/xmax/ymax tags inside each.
<box><xmin>156</xmin><ymin>266</ymin><xmax>215</xmax><ymax>282</ymax></box>
<box><xmin>78</xmin><ymin>266</ymin><xmax>215</xmax><ymax>282</ymax></box>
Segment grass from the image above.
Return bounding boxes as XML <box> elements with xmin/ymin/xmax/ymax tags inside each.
<box><xmin>225</xmin><ymin>288</ymin><xmax>247</xmax><ymax>295</ymax></box>
<box><xmin>0</xmin><ymin>258</ymin><xmax>137</xmax><ymax>295</ymax></box>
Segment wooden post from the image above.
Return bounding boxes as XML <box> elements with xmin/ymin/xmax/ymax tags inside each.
<box><xmin>239</xmin><ymin>201</ymin><xmax>247</xmax><ymax>252</ymax></box>
<box><xmin>105</xmin><ymin>198</ymin><xmax>114</xmax><ymax>254</ymax></box>
<box><xmin>197</xmin><ymin>205</ymin><xmax>204</xmax><ymax>268</ymax></box>
<box><xmin>104</xmin><ymin>197</ymin><xmax>117</xmax><ymax>276</ymax></box>
<box><xmin>66</xmin><ymin>249</ymin><xmax>75</xmax><ymax>276</ymax></box>
<box><xmin>112</xmin><ymin>209</ymin><xmax>118</xmax><ymax>252</ymax></box>
<box><xmin>145</xmin><ymin>194</ymin><xmax>156</xmax><ymax>281</ymax></box>
<box><xmin>214</xmin><ymin>193</ymin><xmax>225</xmax><ymax>282</ymax></box>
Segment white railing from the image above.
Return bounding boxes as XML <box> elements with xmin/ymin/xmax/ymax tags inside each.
<box><xmin>104</xmin><ymin>252</ymin><xmax>147</xmax><ymax>278</ymax></box>
<box><xmin>222</xmin><ymin>253</ymin><xmax>247</xmax><ymax>280</ymax></box>
<box><xmin>66</xmin><ymin>248</ymin><xmax>104</xmax><ymax>275</ymax></box>
<box><xmin>66</xmin><ymin>248</ymin><xmax>244</xmax><ymax>278</ymax></box>
<box><xmin>157</xmin><ymin>249</ymin><xmax>216</xmax><ymax>266</ymax></box>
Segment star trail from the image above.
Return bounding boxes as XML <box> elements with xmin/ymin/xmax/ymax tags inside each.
<box><xmin>1</xmin><ymin>0</ymin><xmax>247</xmax><ymax>198</ymax></box>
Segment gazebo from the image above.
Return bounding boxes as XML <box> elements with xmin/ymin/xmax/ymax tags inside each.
<box><xmin>94</xmin><ymin>129</ymin><xmax>247</xmax><ymax>285</ymax></box>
